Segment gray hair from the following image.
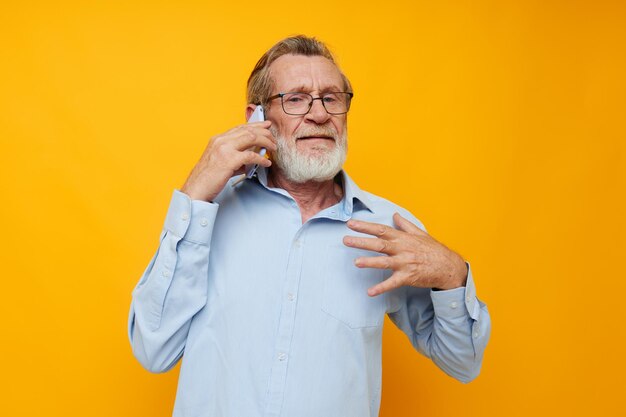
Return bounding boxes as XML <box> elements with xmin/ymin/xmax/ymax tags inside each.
<box><xmin>246</xmin><ymin>35</ymin><xmax>353</xmax><ymax>106</ymax></box>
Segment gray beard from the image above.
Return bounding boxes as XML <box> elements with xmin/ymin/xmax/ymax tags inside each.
<box><xmin>270</xmin><ymin>127</ymin><xmax>347</xmax><ymax>183</ymax></box>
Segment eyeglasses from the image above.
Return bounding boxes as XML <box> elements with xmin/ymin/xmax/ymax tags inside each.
<box><xmin>267</xmin><ymin>92</ymin><xmax>354</xmax><ymax>115</ymax></box>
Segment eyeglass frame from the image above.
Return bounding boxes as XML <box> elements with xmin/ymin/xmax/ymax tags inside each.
<box><xmin>266</xmin><ymin>91</ymin><xmax>354</xmax><ymax>115</ymax></box>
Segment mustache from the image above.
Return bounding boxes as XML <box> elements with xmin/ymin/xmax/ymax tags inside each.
<box><xmin>294</xmin><ymin>126</ymin><xmax>338</xmax><ymax>140</ymax></box>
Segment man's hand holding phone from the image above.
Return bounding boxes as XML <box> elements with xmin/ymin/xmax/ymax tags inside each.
<box><xmin>180</xmin><ymin>118</ymin><xmax>276</xmax><ymax>202</ymax></box>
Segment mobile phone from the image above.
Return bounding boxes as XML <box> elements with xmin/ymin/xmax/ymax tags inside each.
<box><xmin>232</xmin><ymin>106</ymin><xmax>267</xmax><ymax>187</ymax></box>
<box><xmin>244</xmin><ymin>105</ymin><xmax>267</xmax><ymax>179</ymax></box>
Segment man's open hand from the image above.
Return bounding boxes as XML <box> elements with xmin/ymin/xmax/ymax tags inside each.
<box><xmin>343</xmin><ymin>213</ymin><xmax>468</xmax><ymax>296</ymax></box>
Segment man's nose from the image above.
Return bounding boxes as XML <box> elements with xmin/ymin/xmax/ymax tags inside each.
<box><xmin>304</xmin><ymin>98</ymin><xmax>331</xmax><ymax>123</ymax></box>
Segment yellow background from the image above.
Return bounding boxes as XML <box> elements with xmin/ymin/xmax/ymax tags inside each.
<box><xmin>1</xmin><ymin>1</ymin><xmax>624</xmax><ymax>416</ymax></box>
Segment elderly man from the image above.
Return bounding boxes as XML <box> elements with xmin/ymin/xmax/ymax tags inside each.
<box><xmin>129</xmin><ymin>35</ymin><xmax>490</xmax><ymax>417</ymax></box>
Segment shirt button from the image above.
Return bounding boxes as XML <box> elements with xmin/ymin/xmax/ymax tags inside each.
<box><xmin>200</xmin><ymin>218</ymin><xmax>208</xmax><ymax>227</ymax></box>
<box><xmin>181</xmin><ymin>213</ymin><xmax>189</xmax><ymax>221</ymax></box>
<box><xmin>294</xmin><ymin>240</ymin><xmax>302</xmax><ymax>248</ymax></box>
<box><xmin>278</xmin><ymin>353</ymin><xmax>287</xmax><ymax>361</ymax></box>
<box><xmin>450</xmin><ymin>301</ymin><xmax>458</xmax><ymax>309</ymax></box>
<box><xmin>473</xmin><ymin>332</ymin><xmax>479</xmax><ymax>339</ymax></box>
<box><xmin>162</xmin><ymin>270</ymin><xmax>170</xmax><ymax>278</ymax></box>
<box><xmin>287</xmin><ymin>293</ymin><xmax>295</xmax><ymax>301</ymax></box>
<box><xmin>466</xmin><ymin>295</ymin><xmax>471</xmax><ymax>302</ymax></box>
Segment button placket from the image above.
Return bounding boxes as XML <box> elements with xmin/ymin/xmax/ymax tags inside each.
<box><xmin>265</xmin><ymin>228</ymin><xmax>307</xmax><ymax>416</ymax></box>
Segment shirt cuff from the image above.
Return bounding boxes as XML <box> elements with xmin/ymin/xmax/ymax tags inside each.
<box><xmin>430</xmin><ymin>262</ymin><xmax>480</xmax><ymax>320</ymax></box>
<box><xmin>163</xmin><ymin>189</ymin><xmax>219</xmax><ymax>245</ymax></box>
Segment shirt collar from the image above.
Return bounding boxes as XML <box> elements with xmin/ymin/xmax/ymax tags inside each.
<box><xmin>338</xmin><ymin>170</ymin><xmax>375</xmax><ymax>216</ymax></box>
<box><xmin>254</xmin><ymin>167</ymin><xmax>375</xmax><ymax>217</ymax></box>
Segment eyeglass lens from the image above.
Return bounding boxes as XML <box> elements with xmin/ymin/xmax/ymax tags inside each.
<box><xmin>282</xmin><ymin>92</ymin><xmax>351</xmax><ymax>115</ymax></box>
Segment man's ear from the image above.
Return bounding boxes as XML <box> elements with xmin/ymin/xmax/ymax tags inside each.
<box><xmin>245</xmin><ymin>104</ymin><xmax>257</xmax><ymax>122</ymax></box>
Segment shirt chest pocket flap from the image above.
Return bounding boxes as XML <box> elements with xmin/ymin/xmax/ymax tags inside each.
<box><xmin>321</xmin><ymin>244</ymin><xmax>388</xmax><ymax>329</ymax></box>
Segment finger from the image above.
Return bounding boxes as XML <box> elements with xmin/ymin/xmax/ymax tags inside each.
<box><xmin>367</xmin><ymin>274</ymin><xmax>403</xmax><ymax>297</ymax></box>
<box><xmin>242</xmin><ymin>127</ymin><xmax>277</xmax><ymax>149</ymax></box>
<box><xmin>354</xmin><ymin>255</ymin><xmax>394</xmax><ymax>270</ymax></box>
<box><xmin>245</xmin><ymin>120</ymin><xmax>272</xmax><ymax>128</ymax></box>
<box><xmin>343</xmin><ymin>235</ymin><xmax>397</xmax><ymax>255</ymax></box>
<box><xmin>222</xmin><ymin>121</ymin><xmax>269</xmax><ymax>138</ymax></box>
<box><xmin>231</xmin><ymin>130</ymin><xmax>277</xmax><ymax>152</ymax></box>
<box><xmin>346</xmin><ymin>219</ymin><xmax>400</xmax><ymax>240</ymax></box>
<box><xmin>393</xmin><ymin>212</ymin><xmax>427</xmax><ymax>235</ymax></box>
<box><xmin>242</xmin><ymin>124</ymin><xmax>276</xmax><ymax>141</ymax></box>
<box><xmin>240</xmin><ymin>150</ymin><xmax>272</xmax><ymax>168</ymax></box>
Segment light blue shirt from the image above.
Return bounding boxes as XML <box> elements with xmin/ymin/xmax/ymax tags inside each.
<box><xmin>128</xmin><ymin>168</ymin><xmax>490</xmax><ymax>417</ymax></box>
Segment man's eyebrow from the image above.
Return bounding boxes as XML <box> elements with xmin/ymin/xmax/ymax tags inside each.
<box><xmin>282</xmin><ymin>85</ymin><xmax>344</xmax><ymax>93</ymax></box>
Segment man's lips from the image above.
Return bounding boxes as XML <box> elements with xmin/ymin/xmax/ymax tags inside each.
<box><xmin>297</xmin><ymin>135</ymin><xmax>335</xmax><ymax>140</ymax></box>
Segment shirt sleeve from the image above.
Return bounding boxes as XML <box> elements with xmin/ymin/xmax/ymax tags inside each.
<box><xmin>128</xmin><ymin>189</ymin><xmax>218</xmax><ymax>373</ymax></box>
<box><xmin>387</xmin><ymin>262</ymin><xmax>491</xmax><ymax>383</ymax></box>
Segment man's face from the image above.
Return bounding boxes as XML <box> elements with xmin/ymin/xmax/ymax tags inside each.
<box><xmin>264</xmin><ymin>54</ymin><xmax>348</xmax><ymax>182</ymax></box>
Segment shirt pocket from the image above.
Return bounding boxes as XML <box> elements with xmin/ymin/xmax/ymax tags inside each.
<box><xmin>321</xmin><ymin>244</ymin><xmax>388</xmax><ymax>329</ymax></box>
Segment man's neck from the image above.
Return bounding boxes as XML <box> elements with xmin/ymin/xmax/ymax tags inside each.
<box><xmin>267</xmin><ymin>169</ymin><xmax>343</xmax><ymax>224</ymax></box>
